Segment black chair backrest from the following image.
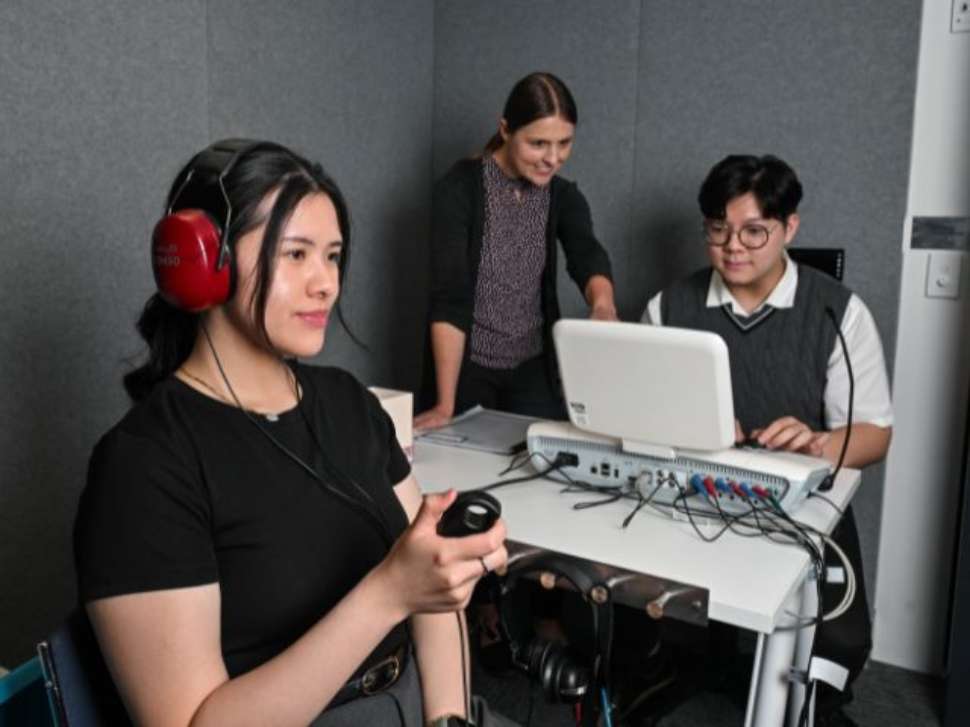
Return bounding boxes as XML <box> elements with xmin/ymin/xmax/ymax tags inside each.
<box><xmin>788</xmin><ymin>247</ymin><xmax>845</xmax><ymax>281</ymax></box>
<box><xmin>37</xmin><ymin>610</ymin><xmax>130</xmax><ymax>726</ymax></box>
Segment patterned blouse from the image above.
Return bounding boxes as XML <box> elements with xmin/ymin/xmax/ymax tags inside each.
<box><xmin>469</xmin><ymin>155</ymin><xmax>550</xmax><ymax>369</ymax></box>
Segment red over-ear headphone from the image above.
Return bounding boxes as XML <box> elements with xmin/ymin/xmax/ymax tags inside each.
<box><xmin>151</xmin><ymin>139</ymin><xmax>259</xmax><ymax>312</ymax></box>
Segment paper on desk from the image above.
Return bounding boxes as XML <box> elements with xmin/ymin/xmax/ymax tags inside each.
<box><xmin>416</xmin><ymin>405</ymin><xmax>539</xmax><ymax>455</ymax></box>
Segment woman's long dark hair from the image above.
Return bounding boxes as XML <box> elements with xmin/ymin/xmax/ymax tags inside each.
<box><xmin>484</xmin><ymin>72</ymin><xmax>578</xmax><ymax>153</ymax></box>
<box><xmin>124</xmin><ymin>141</ymin><xmax>352</xmax><ymax>402</ymax></box>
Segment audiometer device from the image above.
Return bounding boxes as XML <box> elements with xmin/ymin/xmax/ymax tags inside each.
<box><xmin>527</xmin><ymin>320</ymin><xmax>832</xmax><ymax>513</ymax></box>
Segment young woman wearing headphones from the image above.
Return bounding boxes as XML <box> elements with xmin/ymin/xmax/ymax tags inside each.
<box><xmin>415</xmin><ymin>72</ymin><xmax>618</xmax><ymax>429</ymax></box>
<box><xmin>73</xmin><ymin>140</ymin><xmax>508</xmax><ymax>727</ymax></box>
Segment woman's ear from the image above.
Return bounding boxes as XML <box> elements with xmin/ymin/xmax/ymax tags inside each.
<box><xmin>782</xmin><ymin>213</ymin><xmax>800</xmax><ymax>245</ymax></box>
<box><xmin>498</xmin><ymin>118</ymin><xmax>510</xmax><ymax>143</ymax></box>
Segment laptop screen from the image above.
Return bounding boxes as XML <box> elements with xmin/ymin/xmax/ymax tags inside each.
<box><xmin>553</xmin><ymin>319</ymin><xmax>736</xmax><ymax>452</ymax></box>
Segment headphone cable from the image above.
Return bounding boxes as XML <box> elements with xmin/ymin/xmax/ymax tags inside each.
<box><xmin>456</xmin><ymin>612</ymin><xmax>471</xmax><ymax>722</ymax></box>
<box><xmin>196</xmin><ymin>325</ymin><xmax>482</xmax><ymax>715</ymax></box>
<box><xmin>819</xmin><ymin>306</ymin><xmax>854</xmax><ymax>491</ymax></box>
<box><xmin>198</xmin><ymin>323</ymin><xmax>394</xmax><ymax>547</ymax></box>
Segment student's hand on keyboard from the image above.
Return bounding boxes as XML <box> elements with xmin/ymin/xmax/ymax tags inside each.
<box><xmin>749</xmin><ymin>416</ymin><xmax>830</xmax><ymax>457</ymax></box>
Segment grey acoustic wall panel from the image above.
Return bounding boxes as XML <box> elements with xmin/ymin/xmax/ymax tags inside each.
<box><xmin>633</xmin><ymin>0</ymin><xmax>920</xmax><ymax>599</ymax></box>
<box><xmin>0</xmin><ymin>0</ymin><xmax>210</xmax><ymax>664</ymax></box>
<box><xmin>433</xmin><ymin>0</ymin><xmax>641</xmax><ymax>318</ymax></box>
<box><xmin>0</xmin><ymin>0</ymin><xmax>434</xmax><ymax>668</ymax></box>
<box><xmin>0</xmin><ymin>0</ymin><xmax>923</xmax><ymax>674</ymax></box>
<box><xmin>207</xmin><ymin>0</ymin><xmax>435</xmax><ymax>391</ymax></box>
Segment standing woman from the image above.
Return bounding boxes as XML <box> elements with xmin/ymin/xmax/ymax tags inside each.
<box><xmin>416</xmin><ymin>72</ymin><xmax>618</xmax><ymax>429</ymax></box>
<box><xmin>74</xmin><ymin>140</ymin><xmax>507</xmax><ymax>726</ymax></box>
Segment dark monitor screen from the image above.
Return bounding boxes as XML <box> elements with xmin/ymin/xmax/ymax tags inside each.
<box><xmin>788</xmin><ymin>247</ymin><xmax>844</xmax><ymax>281</ymax></box>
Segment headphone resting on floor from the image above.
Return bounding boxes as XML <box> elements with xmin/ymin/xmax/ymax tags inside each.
<box><xmin>151</xmin><ymin>138</ymin><xmax>264</xmax><ymax>312</ymax></box>
<box><xmin>494</xmin><ymin>552</ymin><xmax>614</xmax><ymax>706</ymax></box>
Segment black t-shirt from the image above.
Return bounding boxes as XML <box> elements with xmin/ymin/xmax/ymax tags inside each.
<box><xmin>74</xmin><ymin>364</ymin><xmax>411</xmax><ymax>677</ymax></box>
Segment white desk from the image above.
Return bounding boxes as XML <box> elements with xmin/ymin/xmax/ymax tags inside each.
<box><xmin>413</xmin><ymin>439</ymin><xmax>861</xmax><ymax>727</ymax></box>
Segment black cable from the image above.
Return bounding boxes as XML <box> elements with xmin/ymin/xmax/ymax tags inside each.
<box><xmin>789</xmin><ymin>305</ymin><xmax>855</xmax><ymax>721</ymax></box>
<box><xmin>654</xmin><ymin>492</ymin><xmax>828</xmax><ymax>630</ymax></box>
<box><xmin>621</xmin><ymin>480</ymin><xmax>663</xmax><ymax>528</ymax></box>
<box><xmin>667</xmin><ymin>489</ymin><xmax>736</xmax><ymax>543</ymax></box>
<box><xmin>787</xmin><ymin>511</ymin><xmax>827</xmax><ymax>727</ymax></box>
<box><xmin>819</xmin><ymin>306</ymin><xmax>854</xmax><ymax>492</ymax></box>
<box><xmin>622</xmin><ymin>472</ymin><xmax>712</xmax><ymax>529</ymax></box>
<box><xmin>480</xmin><ymin>451</ymin><xmax>605</xmax><ymax>495</ymax></box>
<box><xmin>641</xmin><ymin>487</ymin><xmax>779</xmax><ymax>546</ymax></box>
<box><xmin>200</xmin><ymin>324</ymin><xmax>395</xmax><ymax>547</ymax></box>
<box><xmin>496</xmin><ymin>450</ymin><xmax>831</xmax><ymax>638</ymax></box>
<box><xmin>761</xmin><ymin>497</ymin><xmax>826</xmax><ymax>570</ymax></box>
<box><xmin>456</xmin><ymin>612</ymin><xmax>470</xmax><ymax>721</ymax></box>
<box><xmin>491</xmin><ymin>446</ymin><xmax>833</xmax><ymax>720</ymax></box>
<box><xmin>499</xmin><ymin>450</ymin><xmax>533</xmax><ymax>476</ymax></box>
<box><xmin>197</xmin><ymin>326</ymin><xmax>434</xmax><ymax>707</ymax></box>
<box><xmin>717</xmin><ymin>505</ymin><xmax>828</xmax><ymax>640</ymax></box>
<box><xmin>797</xmin><ymin>680</ymin><xmax>817</xmax><ymax>727</ymax></box>
<box><xmin>754</xmin><ymin>505</ymin><xmax>828</xmax><ymax>625</ymax></box>
<box><xmin>524</xmin><ymin>680</ymin><xmax>537</xmax><ymax>727</ymax></box>
<box><xmin>304</xmin><ymin>372</ymin><xmax>474</xmax><ymax>716</ymax></box>
<box><xmin>573</xmin><ymin>491</ymin><xmax>625</xmax><ymax>510</ymax></box>
<box><xmin>807</xmin><ymin>491</ymin><xmax>845</xmax><ymax>517</ymax></box>
<box><xmin>465</xmin><ymin>450</ymin><xmax>641</xmax><ymax>520</ymax></box>
<box><xmin>528</xmin><ymin>454</ymin><xmax>637</xmax><ymax>505</ymax></box>
<box><xmin>481</xmin><ymin>463</ymin><xmax>562</xmax><ymax>491</ymax></box>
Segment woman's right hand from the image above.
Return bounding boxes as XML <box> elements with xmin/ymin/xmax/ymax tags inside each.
<box><xmin>375</xmin><ymin>490</ymin><xmax>507</xmax><ymax>618</ymax></box>
<box><xmin>414</xmin><ymin>403</ymin><xmax>454</xmax><ymax>431</ymax></box>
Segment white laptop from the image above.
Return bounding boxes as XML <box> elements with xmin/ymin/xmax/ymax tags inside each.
<box><xmin>553</xmin><ymin>319</ymin><xmax>735</xmax><ymax>454</ymax></box>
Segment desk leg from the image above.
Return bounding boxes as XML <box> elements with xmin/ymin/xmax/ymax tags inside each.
<box><xmin>744</xmin><ymin>583</ymin><xmax>806</xmax><ymax>727</ymax></box>
<box><xmin>743</xmin><ymin>633</ymin><xmax>767</xmax><ymax>727</ymax></box>
<box><xmin>787</xmin><ymin>577</ymin><xmax>819</xmax><ymax>727</ymax></box>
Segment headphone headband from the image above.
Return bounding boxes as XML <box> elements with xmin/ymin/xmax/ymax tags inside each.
<box><xmin>495</xmin><ymin>551</ymin><xmax>614</xmax><ymax>706</ymax></box>
<box><xmin>167</xmin><ymin>139</ymin><xmax>261</xmax><ymax>266</ymax></box>
<box><xmin>500</xmin><ymin>552</ymin><xmax>600</xmax><ymax>600</ymax></box>
<box><xmin>152</xmin><ymin>138</ymin><xmax>268</xmax><ymax>311</ymax></box>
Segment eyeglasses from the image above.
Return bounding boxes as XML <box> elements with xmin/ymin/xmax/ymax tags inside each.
<box><xmin>703</xmin><ymin>220</ymin><xmax>780</xmax><ymax>250</ymax></box>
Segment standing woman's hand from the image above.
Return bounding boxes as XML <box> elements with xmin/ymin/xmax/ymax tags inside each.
<box><xmin>374</xmin><ymin>490</ymin><xmax>508</xmax><ymax>618</ymax></box>
<box><xmin>414</xmin><ymin>404</ymin><xmax>454</xmax><ymax>431</ymax></box>
<box><xmin>584</xmin><ymin>274</ymin><xmax>618</xmax><ymax>321</ymax></box>
<box><xmin>589</xmin><ymin>302</ymin><xmax>618</xmax><ymax>321</ymax></box>
<box><xmin>418</xmin><ymin>322</ymin><xmax>466</xmax><ymax>431</ymax></box>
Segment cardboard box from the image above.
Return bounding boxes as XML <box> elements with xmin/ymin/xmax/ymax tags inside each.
<box><xmin>369</xmin><ymin>387</ymin><xmax>414</xmax><ymax>462</ymax></box>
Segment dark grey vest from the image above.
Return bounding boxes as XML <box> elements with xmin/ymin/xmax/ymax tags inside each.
<box><xmin>661</xmin><ymin>264</ymin><xmax>851</xmax><ymax>433</ymax></box>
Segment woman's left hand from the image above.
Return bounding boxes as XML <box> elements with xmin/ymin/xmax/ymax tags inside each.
<box><xmin>379</xmin><ymin>488</ymin><xmax>508</xmax><ymax>617</ymax></box>
<box><xmin>750</xmin><ymin>416</ymin><xmax>830</xmax><ymax>457</ymax></box>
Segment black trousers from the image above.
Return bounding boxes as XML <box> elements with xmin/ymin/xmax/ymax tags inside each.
<box><xmin>813</xmin><ymin>505</ymin><xmax>872</xmax><ymax>712</ymax></box>
<box><xmin>455</xmin><ymin>354</ymin><xmax>567</xmax><ymax>421</ymax></box>
<box><xmin>309</xmin><ymin>648</ymin><xmax>422</xmax><ymax>726</ymax></box>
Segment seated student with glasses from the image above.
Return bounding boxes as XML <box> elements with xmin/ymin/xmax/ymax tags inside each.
<box><xmin>641</xmin><ymin>154</ymin><xmax>892</xmax><ymax>726</ymax></box>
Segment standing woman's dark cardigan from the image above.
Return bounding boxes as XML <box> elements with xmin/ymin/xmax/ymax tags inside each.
<box><xmin>423</xmin><ymin>157</ymin><xmax>613</xmax><ymax>405</ymax></box>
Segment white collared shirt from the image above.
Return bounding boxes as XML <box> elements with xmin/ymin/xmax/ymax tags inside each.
<box><xmin>641</xmin><ymin>254</ymin><xmax>893</xmax><ymax>429</ymax></box>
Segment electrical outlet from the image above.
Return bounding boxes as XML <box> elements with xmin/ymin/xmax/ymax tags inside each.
<box><xmin>925</xmin><ymin>252</ymin><xmax>963</xmax><ymax>299</ymax></box>
<box><xmin>954</xmin><ymin>0</ymin><xmax>970</xmax><ymax>33</ymax></box>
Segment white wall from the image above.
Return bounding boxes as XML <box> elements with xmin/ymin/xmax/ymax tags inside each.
<box><xmin>873</xmin><ymin>0</ymin><xmax>970</xmax><ymax>673</ymax></box>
